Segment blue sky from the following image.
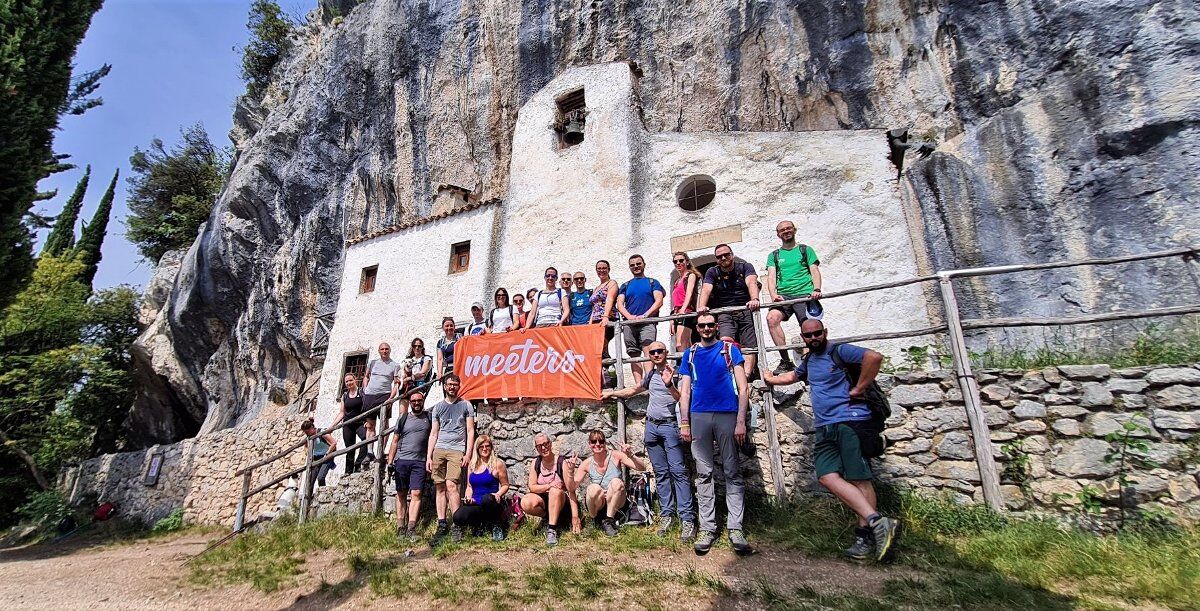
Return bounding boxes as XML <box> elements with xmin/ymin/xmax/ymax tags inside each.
<box><xmin>35</xmin><ymin>0</ymin><xmax>309</xmax><ymax>290</ymax></box>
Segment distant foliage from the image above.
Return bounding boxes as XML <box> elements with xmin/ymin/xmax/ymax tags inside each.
<box><xmin>16</xmin><ymin>490</ymin><xmax>72</xmax><ymax>531</ymax></box>
<box><xmin>73</xmin><ymin>168</ymin><xmax>118</xmax><ymax>288</ymax></box>
<box><xmin>41</xmin><ymin>165</ymin><xmax>91</xmax><ymax>256</ymax></box>
<box><xmin>124</xmin><ymin>125</ymin><xmax>230</xmax><ymax>263</ymax></box>
<box><xmin>241</xmin><ymin>0</ymin><xmax>295</xmax><ymax>97</ymax></box>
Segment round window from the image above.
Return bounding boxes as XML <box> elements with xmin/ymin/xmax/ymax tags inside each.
<box><xmin>676</xmin><ymin>175</ymin><xmax>716</xmax><ymax>211</ymax></box>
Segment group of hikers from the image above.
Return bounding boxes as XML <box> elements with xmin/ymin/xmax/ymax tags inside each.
<box><xmin>301</xmin><ymin>220</ymin><xmax>900</xmax><ymax>561</ymax></box>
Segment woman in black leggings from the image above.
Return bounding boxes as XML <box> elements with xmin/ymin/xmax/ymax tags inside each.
<box><xmin>332</xmin><ymin>373</ymin><xmax>365</xmax><ymax>473</ymax></box>
<box><xmin>453</xmin><ymin>436</ymin><xmax>511</xmax><ymax>540</ymax></box>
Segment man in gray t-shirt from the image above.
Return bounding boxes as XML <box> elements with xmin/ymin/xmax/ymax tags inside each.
<box><xmin>602</xmin><ymin>341</ymin><xmax>696</xmax><ymax>540</ymax></box>
<box><xmin>426</xmin><ymin>374</ymin><xmax>476</xmax><ymax>540</ymax></box>
<box><xmin>363</xmin><ymin>343</ymin><xmax>401</xmax><ymax>412</ymax></box>
<box><xmin>386</xmin><ymin>391</ymin><xmax>432</xmax><ymax>539</ymax></box>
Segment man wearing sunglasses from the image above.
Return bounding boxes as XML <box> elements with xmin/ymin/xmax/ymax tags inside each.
<box><xmin>697</xmin><ymin>243</ymin><xmax>762</xmax><ymax>377</ymax></box>
<box><xmin>763</xmin><ymin>319</ymin><xmax>899</xmax><ymax>562</ymax></box>
<box><xmin>602</xmin><ymin>341</ymin><xmax>697</xmax><ymax>542</ymax></box>
<box><xmin>679</xmin><ymin>312</ymin><xmax>752</xmax><ymax>556</ymax></box>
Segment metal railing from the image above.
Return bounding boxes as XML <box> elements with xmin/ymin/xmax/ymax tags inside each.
<box><xmin>232</xmin><ymin>245</ymin><xmax>1199</xmax><ymax>528</ymax></box>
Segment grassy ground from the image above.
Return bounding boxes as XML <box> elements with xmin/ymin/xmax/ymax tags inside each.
<box><xmin>187</xmin><ymin>491</ymin><xmax>1200</xmax><ymax>610</ymax></box>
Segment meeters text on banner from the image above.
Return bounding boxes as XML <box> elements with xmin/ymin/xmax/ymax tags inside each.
<box><xmin>453</xmin><ymin>325</ymin><xmax>605</xmax><ymax>400</ymax></box>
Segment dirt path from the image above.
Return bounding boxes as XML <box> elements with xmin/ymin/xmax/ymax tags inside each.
<box><xmin>0</xmin><ymin>532</ymin><xmax>908</xmax><ymax>609</ymax></box>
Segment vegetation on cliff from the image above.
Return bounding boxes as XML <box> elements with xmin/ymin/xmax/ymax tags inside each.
<box><xmin>240</xmin><ymin>0</ymin><xmax>294</xmax><ymax>98</ymax></box>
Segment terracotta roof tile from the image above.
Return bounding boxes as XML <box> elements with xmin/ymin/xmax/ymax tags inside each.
<box><xmin>344</xmin><ymin>198</ymin><xmax>500</xmax><ymax>246</ymax></box>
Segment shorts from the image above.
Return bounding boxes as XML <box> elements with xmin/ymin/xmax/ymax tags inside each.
<box><xmin>774</xmin><ymin>294</ymin><xmax>824</xmax><ymax>322</ymax></box>
<box><xmin>393</xmin><ymin>459</ymin><xmax>427</xmax><ymax>493</ymax></box>
<box><xmin>430</xmin><ymin>448</ymin><xmax>465</xmax><ymax>484</ymax></box>
<box><xmin>813</xmin><ymin>421</ymin><xmax>877</xmax><ymax>481</ymax></box>
<box><xmin>673</xmin><ymin>311</ymin><xmax>697</xmax><ymax>334</ymax></box>
<box><xmin>716</xmin><ymin>311</ymin><xmax>757</xmax><ymax>348</ymax></box>
<box><xmin>538</xmin><ymin>492</ymin><xmax>573</xmax><ymax>526</ymax></box>
<box><xmin>623</xmin><ymin>322</ymin><xmax>657</xmax><ymax>356</ymax></box>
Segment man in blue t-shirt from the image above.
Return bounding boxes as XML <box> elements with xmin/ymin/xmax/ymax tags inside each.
<box><xmin>679</xmin><ymin>312</ymin><xmax>752</xmax><ymax>556</ymax></box>
<box><xmin>764</xmin><ymin>319</ymin><xmax>898</xmax><ymax>562</ymax></box>
<box><xmin>568</xmin><ymin>271</ymin><xmax>593</xmax><ymax>326</ymax></box>
<box><xmin>616</xmin><ymin>254</ymin><xmax>665</xmax><ymax>385</ymax></box>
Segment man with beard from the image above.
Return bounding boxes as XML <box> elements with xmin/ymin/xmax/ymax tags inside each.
<box><xmin>386</xmin><ymin>390</ymin><xmax>433</xmax><ymax>541</ymax></box>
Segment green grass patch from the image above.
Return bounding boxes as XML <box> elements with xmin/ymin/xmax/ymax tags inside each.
<box><xmin>968</xmin><ymin>320</ymin><xmax>1200</xmax><ymax>370</ymax></box>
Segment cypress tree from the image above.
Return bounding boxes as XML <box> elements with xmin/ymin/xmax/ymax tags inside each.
<box><xmin>41</xmin><ymin>165</ymin><xmax>91</xmax><ymax>256</ymax></box>
<box><xmin>74</xmin><ymin>168</ymin><xmax>117</xmax><ymax>288</ymax></box>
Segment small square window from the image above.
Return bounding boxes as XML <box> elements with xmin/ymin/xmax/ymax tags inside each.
<box><xmin>449</xmin><ymin>241</ymin><xmax>470</xmax><ymax>274</ymax></box>
<box><xmin>359</xmin><ymin>265</ymin><xmax>378</xmax><ymax>293</ymax></box>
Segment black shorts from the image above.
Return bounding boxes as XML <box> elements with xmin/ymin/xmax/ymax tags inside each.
<box><xmin>716</xmin><ymin>311</ymin><xmax>757</xmax><ymax>348</ymax></box>
<box><xmin>673</xmin><ymin>311</ymin><xmax>697</xmax><ymax>334</ymax></box>
<box><xmin>538</xmin><ymin>492</ymin><xmax>572</xmax><ymax>526</ymax></box>
<box><xmin>393</xmin><ymin>459</ymin><xmax>427</xmax><ymax>493</ymax></box>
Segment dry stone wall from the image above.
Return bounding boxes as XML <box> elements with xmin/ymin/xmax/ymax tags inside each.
<box><xmin>71</xmin><ymin>363</ymin><xmax>1200</xmax><ymax>527</ymax></box>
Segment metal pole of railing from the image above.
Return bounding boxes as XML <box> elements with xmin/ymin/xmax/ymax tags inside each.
<box><xmin>298</xmin><ymin>437</ymin><xmax>315</xmax><ymax>524</ymax></box>
<box><xmin>612</xmin><ymin>321</ymin><xmax>627</xmax><ymax>444</ymax></box>
<box><xmin>233</xmin><ymin>469</ymin><xmax>251</xmax><ymax>532</ymax></box>
<box><xmin>937</xmin><ymin>274</ymin><xmax>1003</xmax><ymax>511</ymax></box>
<box><xmin>750</xmin><ymin>309</ymin><xmax>787</xmax><ymax>499</ymax></box>
<box><xmin>371</xmin><ymin>400</ymin><xmax>389</xmax><ymax>513</ymax></box>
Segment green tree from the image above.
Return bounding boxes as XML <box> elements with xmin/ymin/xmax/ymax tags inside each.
<box><xmin>74</xmin><ymin>168</ymin><xmax>117</xmax><ymax>287</ymax></box>
<box><xmin>70</xmin><ymin>286</ymin><xmax>141</xmax><ymax>454</ymax></box>
<box><xmin>241</xmin><ymin>0</ymin><xmax>294</xmax><ymax>97</ymax></box>
<box><xmin>124</xmin><ymin>125</ymin><xmax>229</xmax><ymax>262</ymax></box>
<box><xmin>41</xmin><ymin>165</ymin><xmax>91</xmax><ymax>256</ymax></box>
<box><xmin>0</xmin><ymin>0</ymin><xmax>107</xmax><ymax>311</ymax></box>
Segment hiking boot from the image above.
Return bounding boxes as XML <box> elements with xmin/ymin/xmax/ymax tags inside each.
<box><xmin>433</xmin><ymin>520</ymin><xmax>449</xmax><ymax>539</ymax></box>
<box><xmin>601</xmin><ymin>518</ymin><xmax>619</xmax><ymax>537</ymax></box>
<box><xmin>451</xmin><ymin>525</ymin><xmax>464</xmax><ymax>543</ymax></box>
<box><xmin>772</xmin><ymin>361</ymin><xmax>795</xmax><ymax>375</ymax></box>
<box><xmin>870</xmin><ymin>516</ymin><xmax>899</xmax><ymax>561</ymax></box>
<box><xmin>693</xmin><ymin>530</ymin><xmax>717</xmax><ymax>555</ymax></box>
<box><xmin>491</xmin><ymin>526</ymin><xmax>506</xmax><ymax>541</ymax></box>
<box><xmin>680</xmin><ymin>521</ymin><xmax>697</xmax><ymax>543</ymax></box>
<box><xmin>395</xmin><ymin>525</ymin><xmax>406</xmax><ymax>540</ymax></box>
<box><xmin>729</xmin><ymin>529</ymin><xmax>753</xmax><ymax>555</ymax></box>
<box><xmin>545</xmin><ymin>527</ymin><xmax>559</xmax><ymax>547</ymax></box>
<box><xmin>404</xmin><ymin>525</ymin><xmax>418</xmax><ymax>542</ymax></box>
<box><xmin>845</xmin><ymin>527</ymin><xmax>873</xmax><ymax>561</ymax></box>
<box><xmin>656</xmin><ymin>516</ymin><xmax>675</xmax><ymax>536</ymax></box>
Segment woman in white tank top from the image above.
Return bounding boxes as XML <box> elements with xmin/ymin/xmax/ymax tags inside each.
<box><xmin>529</xmin><ymin>266</ymin><xmax>569</xmax><ymax>327</ymax></box>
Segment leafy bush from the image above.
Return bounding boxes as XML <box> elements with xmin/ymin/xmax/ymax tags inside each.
<box><xmin>241</xmin><ymin>0</ymin><xmax>294</xmax><ymax>97</ymax></box>
<box><xmin>17</xmin><ymin>490</ymin><xmax>72</xmax><ymax>530</ymax></box>
<box><xmin>151</xmin><ymin>508</ymin><xmax>185</xmax><ymax>534</ymax></box>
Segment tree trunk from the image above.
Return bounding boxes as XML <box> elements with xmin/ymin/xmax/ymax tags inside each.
<box><xmin>0</xmin><ymin>427</ymin><xmax>51</xmax><ymax>490</ymax></box>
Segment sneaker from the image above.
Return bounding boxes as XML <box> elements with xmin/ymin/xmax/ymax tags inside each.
<box><xmin>845</xmin><ymin>528</ymin><xmax>873</xmax><ymax>560</ymax></box>
<box><xmin>729</xmin><ymin>529</ymin><xmax>753</xmax><ymax>555</ymax></box>
<box><xmin>395</xmin><ymin>525</ymin><xmax>406</xmax><ymax>540</ymax></box>
<box><xmin>772</xmin><ymin>361</ymin><xmax>795</xmax><ymax>375</ymax></box>
<box><xmin>601</xmin><ymin>518</ymin><xmax>619</xmax><ymax>537</ymax></box>
<box><xmin>491</xmin><ymin>526</ymin><xmax>506</xmax><ymax>541</ymax></box>
<box><xmin>693</xmin><ymin>530</ymin><xmax>717</xmax><ymax>555</ymax></box>
<box><xmin>870</xmin><ymin>516</ymin><xmax>899</xmax><ymax>561</ymax></box>
<box><xmin>545</xmin><ymin>527</ymin><xmax>559</xmax><ymax>547</ymax></box>
<box><xmin>656</xmin><ymin>516</ymin><xmax>675</xmax><ymax>536</ymax></box>
<box><xmin>404</xmin><ymin>525</ymin><xmax>418</xmax><ymax>542</ymax></box>
<box><xmin>680</xmin><ymin>521</ymin><xmax>697</xmax><ymax>543</ymax></box>
<box><xmin>433</xmin><ymin>520</ymin><xmax>449</xmax><ymax>539</ymax></box>
<box><xmin>451</xmin><ymin>525</ymin><xmax>464</xmax><ymax>543</ymax></box>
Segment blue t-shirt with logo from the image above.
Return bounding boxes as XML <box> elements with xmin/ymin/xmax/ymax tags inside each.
<box><xmin>680</xmin><ymin>341</ymin><xmax>744</xmax><ymax>413</ymax></box>
<box><xmin>796</xmin><ymin>343</ymin><xmax>872</xmax><ymax>427</ymax></box>
<box><xmin>619</xmin><ymin>277</ymin><xmax>665</xmax><ymax>316</ymax></box>
<box><xmin>569</xmin><ymin>289</ymin><xmax>592</xmax><ymax>325</ymax></box>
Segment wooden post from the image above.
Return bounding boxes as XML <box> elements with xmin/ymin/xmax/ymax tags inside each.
<box><xmin>298</xmin><ymin>437</ymin><xmax>315</xmax><ymax>524</ymax></box>
<box><xmin>612</xmin><ymin>322</ymin><xmax>627</xmax><ymax>444</ymax></box>
<box><xmin>938</xmin><ymin>274</ymin><xmax>1004</xmax><ymax>511</ymax></box>
<box><xmin>233</xmin><ymin>469</ymin><xmax>251</xmax><ymax>532</ymax></box>
<box><xmin>372</xmin><ymin>402</ymin><xmax>389</xmax><ymax>513</ymax></box>
<box><xmin>751</xmin><ymin>309</ymin><xmax>788</xmax><ymax>499</ymax></box>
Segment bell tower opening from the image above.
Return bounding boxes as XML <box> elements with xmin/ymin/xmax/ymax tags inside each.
<box><xmin>553</xmin><ymin>88</ymin><xmax>586</xmax><ymax>149</ymax></box>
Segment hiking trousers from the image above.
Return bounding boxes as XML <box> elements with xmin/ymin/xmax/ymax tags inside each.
<box><xmin>690</xmin><ymin>411</ymin><xmax>743</xmax><ymax>532</ymax></box>
<box><xmin>645</xmin><ymin>419</ymin><xmax>695</xmax><ymax>523</ymax></box>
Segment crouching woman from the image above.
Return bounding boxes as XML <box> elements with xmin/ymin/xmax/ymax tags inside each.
<box><xmin>452</xmin><ymin>435</ymin><xmax>510</xmax><ymax>541</ymax></box>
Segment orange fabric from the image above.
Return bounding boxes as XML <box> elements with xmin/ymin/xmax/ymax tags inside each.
<box><xmin>454</xmin><ymin>325</ymin><xmax>605</xmax><ymax>400</ymax></box>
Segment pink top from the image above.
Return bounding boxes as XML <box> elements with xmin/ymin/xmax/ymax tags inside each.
<box><xmin>536</xmin><ymin>456</ymin><xmax>563</xmax><ymax>488</ymax></box>
<box><xmin>672</xmin><ymin>275</ymin><xmax>696</xmax><ymax>312</ymax></box>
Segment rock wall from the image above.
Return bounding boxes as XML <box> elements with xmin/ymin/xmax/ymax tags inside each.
<box><xmin>126</xmin><ymin>0</ymin><xmax>1200</xmax><ymax>444</ymax></box>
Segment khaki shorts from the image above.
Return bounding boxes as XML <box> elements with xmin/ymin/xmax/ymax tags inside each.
<box><xmin>430</xmin><ymin>448</ymin><xmax>465</xmax><ymax>484</ymax></box>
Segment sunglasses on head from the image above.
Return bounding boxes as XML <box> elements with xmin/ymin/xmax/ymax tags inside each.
<box><xmin>801</xmin><ymin>329</ymin><xmax>826</xmax><ymax>339</ymax></box>
<box><xmin>697</xmin><ymin>322</ymin><xmax>717</xmax><ymax>329</ymax></box>
<box><xmin>648</xmin><ymin>348</ymin><xmax>666</xmax><ymax>355</ymax></box>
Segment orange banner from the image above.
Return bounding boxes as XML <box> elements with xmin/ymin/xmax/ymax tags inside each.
<box><xmin>453</xmin><ymin>325</ymin><xmax>605</xmax><ymax>400</ymax></box>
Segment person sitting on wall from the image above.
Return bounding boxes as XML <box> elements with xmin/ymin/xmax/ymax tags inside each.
<box><xmin>520</xmin><ymin>432</ymin><xmax>582</xmax><ymax>547</ymax></box>
<box><xmin>616</xmin><ymin>254</ymin><xmax>666</xmax><ymax>385</ymax></box>
<box><xmin>696</xmin><ymin>244</ymin><xmax>762</xmax><ymax>378</ymax></box>
<box><xmin>452</xmin><ymin>435</ymin><xmax>511</xmax><ymax>541</ymax></box>
<box><xmin>589</xmin><ymin>260</ymin><xmax>619</xmax><ymax>362</ymax></box>
<box><xmin>568</xmin><ymin>271</ymin><xmax>593</xmax><ymax>327</ymax></box>
<box><xmin>467</xmin><ymin>302</ymin><xmax>488</xmax><ymax>336</ymax></box>
<box><xmin>386</xmin><ymin>390</ymin><xmax>433</xmax><ymax>541</ymax></box>
<box><xmin>436</xmin><ymin>317</ymin><xmax>462</xmax><ymax>380</ymax></box>
<box><xmin>330</xmin><ymin>371</ymin><xmax>367</xmax><ymax>474</ymax></box>
<box><xmin>603</xmin><ymin>340</ymin><xmax>697</xmax><ymax>541</ymax></box>
<box><xmin>488</xmin><ymin>288</ymin><xmax>521</xmax><ymax>333</ymax></box>
<box><xmin>300</xmin><ymin>418</ymin><xmax>338</xmax><ymax>487</ymax></box>
<box><xmin>679</xmin><ymin>311</ymin><xmax>753</xmax><ymax>556</ymax></box>
<box><xmin>426</xmin><ymin>373</ymin><xmax>476</xmax><ymax>544</ymax></box>
<box><xmin>572</xmin><ymin>429</ymin><xmax>647</xmax><ymax>537</ymax></box>
<box><xmin>401</xmin><ymin>337</ymin><xmax>433</xmax><ymax>396</ymax></box>
<box><xmin>763</xmin><ymin>319</ymin><xmax>899</xmax><ymax>562</ymax></box>
<box><xmin>670</xmin><ymin>251</ymin><xmax>703</xmax><ymax>352</ymax></box>
<box><xmin>764</xmin><ymin>219</ymin><xmax>824</xmax><ymax>374</ymax></box>
<box><xmin>528</xmin><ymin>266</ymin><xmax>570</xmax><ymax>327</ymax></box>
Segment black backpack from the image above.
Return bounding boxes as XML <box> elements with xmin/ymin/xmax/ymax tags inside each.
<box><xmin>769</xmin><ymin>244</ymin><xmax>811</xmax><ymax>287</ymax></box>
<box><xmin>800</xmin><ymin>343</ymin><xmax>891</xmax><ymax>432</ymax></box>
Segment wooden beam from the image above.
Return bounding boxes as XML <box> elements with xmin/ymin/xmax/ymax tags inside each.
<box><xmin>961</xmin><ymin>304</ymin><xmax>1200</xmax><ymax>330</ymax></box>
<box><xmin>751</xmin><ymin>309</ymin><xmax>787</xmax><ymax>498</ymax></box>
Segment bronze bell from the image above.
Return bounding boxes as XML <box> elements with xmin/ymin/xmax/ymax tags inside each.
<box><xmin>563</xmin><ymin>118</ymin><xmax>585</xmax><ymax>145</ymax></box>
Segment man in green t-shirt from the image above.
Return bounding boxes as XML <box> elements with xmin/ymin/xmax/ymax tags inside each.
<box><xmin>763</xmin><ymin>220</ymin><xmax>824</xmax><ymax>373</ymax></box>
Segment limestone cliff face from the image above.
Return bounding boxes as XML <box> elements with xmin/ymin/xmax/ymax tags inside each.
<box><xmin>127</xmin><ymin>0</ymin><xmax>1200</xmax><ymax>443</ymax></box>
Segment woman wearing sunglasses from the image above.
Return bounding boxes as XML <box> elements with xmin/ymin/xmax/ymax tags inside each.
<box><xmin>401</xmin><ymin>337</ymin><xmax>433</xmax><ymax>394</ymax></box>
<box><xmin>572</xmin><ymin>429</ymin><xmax>646</xmax><ymax>537</ymax></box>
<box><xmin>589</xmin><ymin>260</ymin><xmax>619</xmax><ymax>358</ymax></box>
<box><xmin>527</xmin><ymin>266</ymin><xmax>570</xmax><ymax>327</ymax></box>
<box><xmin>670</xmin><ymin>251</ymin><xmax>702</xmax><ymax>351</ymax></box>
<box><xmin>488</xmin><ymin>288</ymin><xmax>520</xmax><ymax>333</ymax></box>
<box><xmin>452</xmin><ymin>435</ymin><xmax>511</xmax><ymax>541</ymax></box>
